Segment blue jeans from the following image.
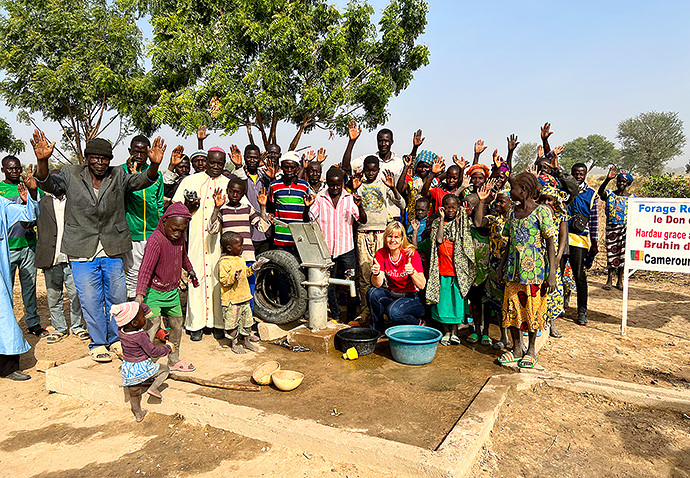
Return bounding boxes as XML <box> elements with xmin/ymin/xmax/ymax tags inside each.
<box><xmin>366</xmin><ymin>287</ymin><xmax>426</xmax><ymax>332</ymax></box>
<box><xmin>70</xmin><ymin>257</ymin><xmax>127</xmax><ymax>350</ymax></box>
<box><xmin>44</xmin><ymin>263</ymin><xmax>83</xmax><ymax>335</ymax></box>
<box><xmin>9</xmin><ymin>245</ymin><xmax>40</xmax><ymax>328</ymax></box>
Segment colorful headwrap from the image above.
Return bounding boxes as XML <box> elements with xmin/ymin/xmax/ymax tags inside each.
<box><xmin>414</xmin><ymin>150</ymin><xmax>437</xmax><ymax>169</ymax></box>
<box><xmin>467</xmin><ymin>164</ymin><xmax>490</xmax><ymax>178</ymax></box>
<box><xmin>618</xmin><ymin>172</ymin><xmax>633</xmax><ymax>185</ymax></box>
<box><xmin>189</xmin><ymin>150</ymin><xmax>207</xmax><ymax>160</ymax></box>
<box><xmin>110</xmin><ymin>302</ymin><xmax>152</xmax><ymax>328</ymax></box>
<box><xmin>539</xmin><ymin>185</ymin><xmax>569</xmax><ymax>218</ymax></box>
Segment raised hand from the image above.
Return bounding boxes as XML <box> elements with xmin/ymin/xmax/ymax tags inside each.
<box><xmin>382</xmin><ymin>169</ymin><xmax>396</xmax><ymax>188</ymax></box>
<box><xmin>403</xmin><ymin>154</ymin><xmax>414</xmax><ymax>169</ymax></box>
<box><xmin>257</xmin><ymin>186</ymin><xmax>268</xmax><ymax>206</ymax></box>
<box><xmin>549</xmin><ymin>150</ymin><xmax>560</xmax><ymax>170</ymax></box>
<box><xmin>553</xmin><ymin>144</ymin><xmax>564</xmax><ymax>156</ymax></box>
<box><xmin>301</xmin><ymin>155</ymin><xmax>309</xmax><ymax>171</ymax></box>
<box><xmin>371</xmin><ymin>257</ymin><xmax>381</xmax><ymax>275</ymax></box>
<box><xmin>30</xmin><ymin>129</ymin><xmax>55</xmax><ymax>161</ymax></box>
<box><xmin>410</xmin><ymin>218</ymin><xmax>420</xmax><ymax>231</ymax></box>
<box><xmin>507</xmin><ymin>134</ymin><xmax>519</xmax><ymax>151</ymax></box>
<box><xmin>148</xmin><ymin>136</ymin><xmax>167</xmax><ymax>165</ymax></box>
<box><xmin>229</xmin><ymin>144</ymin><xmax>242</xmax><ymax>167</ymax></box>
<box><xmin>353</xmin><ymin>193</ymin><xmax>363</xmax><ymax>206</ymax></box>
<box><xmin>474</xmin><ymin>140</ymin><xmax>487</xmax><ymax>155</ymax></box>
<box><xmin>404</xmin><ymin>256</ymin><xmax>415</xmax><ymax>276</ymax></box>
<box><xmin>348</xmin><ymin>119</ymin><xmax>362</xmax><ymax>141</ymax></box>
<box><xmin>541</xmin><ymin>122</ymin><xmax>553</xmax><ymax>140</ymax></box>
<box><xmin>431</xmin><ymin>156</ymin><xmax>444</xmax><ymax>174</ymax></box>
<box><xmin>527</xmin><ymin>164</ymin><xmax>538</xmax><ymax>177</ymax></box>
<box><xmin>170</xmin><ymin>145</ymin><xmax>185</xmax><ymax>168</ymax></box>
<box><xmin>438</xmin><ymin>206</ymin><xmax>445</xmax><ymax>218</ymax></box>
<box><xmin>453</xmin><ymin>155</ymin><xmax>468</xmax><ymax>170</ymax></box>
<box><xmin>305</xmin><ymin>150</ymin><xmax>316</xmax><ymax>163</ymax></box>
<box><xmin>22</xmin><ymin>165</ymin><xmax>37</xmax><ymax>191</ymax></box>
<box><xmin>537</xmin><ymin>145</ymin><xmax>544</xmax><ymax>158</ymax></box>
<box><xmin>316</xmin><ymin>147</ymin><xmax>327</xmax><ymax>163</ymax></box>
<box><xmin>352</xmin><ymin>171</ymin><xmax>363</xmax><ymax>191</ymax></box>
<box><xmin>304</xmin><ymin>194</ymin><xmax>315</xmax><ymax>207</ymax></box>
<box><xmin>462</xmin><ymin>200</ymin><xmax>474</xmax><ymax>217</ymax></box>
<box><xmin>492</xmin><ymin>150</ymin><xmax>502</xmax><ymax>168</ymax></box>
<box><xmin>197</xmin><ymin>125</ymin><xmax>210</xmax><ymax>141</ymax></box>
<box><xmin>461</xmin><ymin>173</ymin><xmax>471</xmax><ymax>190</ymax></box>
<box><xmin>477</xmin><ymin>183</ymin><xmax>493</xmax><ymax>201</ymax></box>
<box><xmin>212</xmin><ymin>187</ymin><xmax>226</xmax><ymax>208</ymax></box>
<box><xmin>607</xmin><ymin>165</ymin><xmax>618</xmax><ymax>179</ymax></box>
<box><xmin>17</xmin><ymin>182</ymin><xmax>27</xmax><ymax>203</ymax></box>
<box><xmin>413</xmin><ymin>129</ymin><xmax>424</xmax><ymax>147</ymax></box>
<box><xmin>264</xmin><ymin>161</ymin><xmax>277</xmax><ymax>180</ymax></box>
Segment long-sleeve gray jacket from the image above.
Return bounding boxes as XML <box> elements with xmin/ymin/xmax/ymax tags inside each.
<box><xmin>36</xmin><ymin>165</ymin><xmax>155</xmax><ymax>258</ymax></box>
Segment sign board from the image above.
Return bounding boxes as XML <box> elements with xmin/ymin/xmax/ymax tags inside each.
<box><xmin>621</xmin><ymin>197</ymin><xmax>690</xmax><ymax>333</ymax></box>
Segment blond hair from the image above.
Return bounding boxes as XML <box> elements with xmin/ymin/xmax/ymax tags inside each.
<box><xmin>382</xmin><ymin>220</ymin><xmax>415</xmax><ymax>254</ymax></box>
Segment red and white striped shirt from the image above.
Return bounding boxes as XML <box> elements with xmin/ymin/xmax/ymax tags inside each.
<box><xmin>309</xmin><ymin>190</ymin><xmax>359</xmax><ymax>259</ymax></box>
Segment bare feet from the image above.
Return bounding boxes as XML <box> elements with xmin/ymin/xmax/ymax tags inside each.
<box><xmin>615</xmin><ymin>283</ymin><xmax>624</xmax><ymax>291</ymax></box>
<box><xmin>146</xmin><ymin>387</ymin><xmax>162</xmax><ymax>399</ymax></box>
<box><xmin>231</xmin><ymin>338</ymin><xmax>247</xmax><ymax>354</ymax></box>
<box><xmin>243</xmin><ymin>336</ymin><xmax>259</xmax><ymax>352</ymax></box>
<box><xmin>549</xmin><ymin>319</ymin><xmax>562</xmax><ymax>338</ymax></box>
<box><xmin>135</xmin><ymin>410</ymin><xmax>147</xmax><ymax>422</ymax></box>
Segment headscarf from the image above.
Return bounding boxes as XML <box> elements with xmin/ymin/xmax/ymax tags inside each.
<box><xmin>467</xmin><ymin>164</ymin><xmax>490</xmax><ymax>178</ymax></box>
<box><xmin>414</xmin><ymin>150</ymin><xmax>437</xmax><ymax>169</ymax></box>
<box><xmin>618</xmin><ymin>172</ymin><xmax>633</xmax><ymax>185</ymax></box>
<box><xmin>110</xmin><ymin>302</ymin><xmax>151</xmax><ymax>328</ymax></box>
<box><xmin>539</xmin><ymin>185</ymin><xmax>569</xmax><ymax>221</ymax></box>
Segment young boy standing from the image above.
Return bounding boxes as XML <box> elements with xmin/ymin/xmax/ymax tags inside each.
<box><xmin>304</xmin><ymin>167</ymin><xmax>366</xmax><ymax>323</ymax></box>
<box><xmin>135</xmin><ymin>202</ymin><xmax>197</xmax><ymax>372</ymax></box>
<box><xmin>352</xmin><ymin>156</ymin><xmax>405</xmax><ymax>324</ymax></box>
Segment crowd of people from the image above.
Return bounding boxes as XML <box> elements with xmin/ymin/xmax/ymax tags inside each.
<box><xmin>0</xmin><ymin>122</ymin><xmax>635</xmax><ymax>404</ymax></box>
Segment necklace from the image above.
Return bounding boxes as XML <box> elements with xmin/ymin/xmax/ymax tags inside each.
<box><xmin>389</xmin><ymin>249</ymin><xmax>403</xmax><ymax>265</ymax></box>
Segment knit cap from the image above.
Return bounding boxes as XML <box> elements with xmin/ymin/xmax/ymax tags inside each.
<box><xmin>84</xmin><ymin>138</ymin><xmax>114</xmax><ymax>159</ymax></box>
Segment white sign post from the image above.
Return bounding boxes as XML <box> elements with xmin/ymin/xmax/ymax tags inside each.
<box><xmin>622</xmin><ymin>197</ymin><xmax>690</xmax><ymax>334</ymax></box>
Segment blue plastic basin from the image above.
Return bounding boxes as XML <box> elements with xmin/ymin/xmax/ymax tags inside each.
<box><xmin>385</xmin><ymin>325</ymin><xmax>442</xmax><ymax>365</ymax></box>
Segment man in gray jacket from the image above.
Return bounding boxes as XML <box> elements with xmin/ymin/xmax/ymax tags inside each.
<box><xmin>32</xmin><ymin>130</ymin><xmax>166</xmax><ymax>362</ymax></box>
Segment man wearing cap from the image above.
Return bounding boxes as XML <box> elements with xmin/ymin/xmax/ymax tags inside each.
<box><xmin>266</xmin><ymin>151</ymin><xmax>310</xmax><ymax>256</ymax></box>
<box><xmin>32</xmin><ymin>130</ymin><xmax>166</xmax><ymax>363</ymax></box>
<box><xmin>124</xmin><ymin>135</ymin><xmax>165</xmax><ymax>300</ymax></box>
<box><xmin>172</xmin><ymin>147</ymin><xmax>230</xmax><ymax>341</ymax></box>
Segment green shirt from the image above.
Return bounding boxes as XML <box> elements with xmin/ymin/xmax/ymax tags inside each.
<box><xmin>0</xmin><ymin>182</ymin><xmax>40</xmax><ymax>249</ymax></box>
<box><xmin>125</xmin><ymin>164</ymin><xmax>165</xmax><ymax>241</ymax></box>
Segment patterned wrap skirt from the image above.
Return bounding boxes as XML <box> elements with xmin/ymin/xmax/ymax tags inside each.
<box><xmin>502</xmin><ymin>281</ymin><xmax>548</xmax><ymax>332</ymax></box>
<box><xmin>121</xmin><ymin>359</ymin><xmax>160</xmax><ymax>387</ymax></box>
<box><xmin>606</xmin><ymin>223</ymin><xmax>626</xmax><ymax>269</ymax></box>
<box><xmin>545</xmin><ymin>268</ymin><xmax>564</xmax><ymax>321</ymax></box>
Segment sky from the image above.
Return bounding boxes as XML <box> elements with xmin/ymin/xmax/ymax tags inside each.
<box><xmin>2</xmin><ymin>0</ymin><xmax>689</xmax><ymax>171</ymax></box>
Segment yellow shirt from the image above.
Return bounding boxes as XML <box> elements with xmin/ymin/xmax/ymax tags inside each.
<box><xmin>218</xmin><ymin>255</ymin><xmax>254</xmax><ymax>306</ymax></box>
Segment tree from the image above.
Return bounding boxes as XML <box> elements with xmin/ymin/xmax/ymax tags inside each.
<box><xmin>616</xmin><ymin>111</ymin><xmax>686</xmax><ymax>176</ymax></box>
<box><xmin>0</xmin><ymin>118</ymin><xmax>24</xmax><ymax>154</ymax></box>
<box><xmin>513</xmin><ymin>142</ymin><xmax>538</xmax><ymax>173</ymax></box>
<box><xmin>129</xmin><ymin>0</ymin><xmax>430</xmax><ymax>150</ymax></box>
<box><xmin>560</xmin><ymin>134</ymin><xmax>619</xmax><ymax>171</ymax></box>
<box><xmin>638</xmin><ymin>174</ymin><xmax>690</xmax><ymax>198</ymax></box>
<box><xmin>0</xmin><ymin>0</ymin><xmax>152</xmax><ymax>163</ymax></box>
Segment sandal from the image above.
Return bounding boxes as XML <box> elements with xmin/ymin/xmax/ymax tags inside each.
<box><xmin>466</xmin><ymin>333</ymin><xmax>478</xmax><ymax>344</ymax></box>
<box><xmin>440</xmin><ymin>334</ymin><xmax>451</xmax><ymax>346</ymax></box>
<box><xmin>450</xmin><ymin>335</ymin><xmax>460</xmax><ymax>345</ymax></box>
<box><xmin>492</xmin><ymin>340</ymin><xmax>507</xmax><ymax>351</ymax></box>
<box><xmin>481</xmin><ymin>335</ymin><xmax>492</xmax><ymax>346</ymax></box>
<box><xmin>109</xmin><ymin>342</ymin><xmax>123</xmax><ymax>360</ymax></box>
<box><xmin>498</xmin><ymin>352</ymin><xmax>520</xmax><ymax>364</ymax></box>
<box><xmin>90</xmin><ymin>346</ymin><xmax>112</xmax><ymax>363</ymax></box>
<box><xmin>518</xmin><ymin>355</ymin><xmax>537</xmax><ymax>369</ymax></box>
<box><xmin>28</xmin><ymin>325</ymin><xmax>49</xmax><ymax>338</ymax></box>
<box><xmin>46</xmin><ymin>332</ymin><xmax>67</xmax><ymax>344</ymax></box>
<box><xmin>603</xmin><ymin>284</ymin><xmax>612</xmax><ymax>291</ymax></box>
<box><xmin>73</xmin><ymin>328</ymin><xmax>90</xmax><ymax>341</ymax></box>
<box><xmin>170</xmin><ymin>360</ymin><xmax>196</xmax><ymax>372</ymax></box>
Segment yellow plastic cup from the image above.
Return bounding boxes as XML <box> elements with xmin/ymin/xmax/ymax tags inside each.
<box><xmin>342</xmin><ymin>347</ymin><xmax>359</xmax><ymax>360</ymax></box>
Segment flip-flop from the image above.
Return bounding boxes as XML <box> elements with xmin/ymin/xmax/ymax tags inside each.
<box><xmin>440</xmin><ymin>334</ymin><xmax>451</xmax><ymax>346</ymax></box>
<box><xmin>466</xmin><ymin>333</ymin><xmax>478</xmax><ymax>344</ymax></box>
<box><xmin>170</xmin><ymin>360</ymin><xmax>196</xmax><ymax>372</ymax></box>
<box><xmin>450</xmin><ymin>335</ymin><xmax>461</xmax><ymax>345</ymax></box>
<box><xmin>481</xmin><ymin>335</ymin><xmax>492</xmax><ymax>346</ymax></box>
<box><xmin>603</xmin><ymin>284</ymin><xmax>612</xmax><ymax>291</ymax></box>
<box><xmin>90</xmin><ymin>346</ymin><xmax>112</xmax><ymax>363</ymax></box>
<box><xmin>518</xmin><ymin>355</ymin><xmax>537</xmax><ymax>369</ymax></box>
<box><xmin>28</xmin><ymin>325</ymin><xmax>49</xmax><ymax>338</ymax></box>
<box><xmin>46</xmin><ymin>332</ymin><xmax>67</xmax><ymax>344</ymax></box>
<box><xmin>498</xmin><ymin>352</ymin><xmax>520</xmax><ymax>364</ymax></box>
<box><xmin>73</xmin><ymin>328</ymin><xmax>90</xmax><ymax>341</ymax></box>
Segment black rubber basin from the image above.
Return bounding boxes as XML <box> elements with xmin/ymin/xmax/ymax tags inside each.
<box><xmin>335</xmin><ymin>327</ymin><xmax>381</xmax><ymax>356</ymax></box>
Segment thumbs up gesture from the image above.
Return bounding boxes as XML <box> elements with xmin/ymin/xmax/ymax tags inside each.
<box><xmin>371</xmin><ymin>257</ymin><xmax>381</xmax><ymax>275</ymax></box>
<box><xmin>404</xmin><ymin>256</ymin><xmax>415</xmax><ymax>276</ymax></box>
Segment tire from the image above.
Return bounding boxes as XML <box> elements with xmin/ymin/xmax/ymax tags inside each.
<box><xmin>253</xmin><ymin>249</ymin><xmax>308</xmax><ymax>324</ymax></box>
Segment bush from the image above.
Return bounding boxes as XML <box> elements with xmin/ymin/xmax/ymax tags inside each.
<box><xmin>638</xmin><ymin>174</ymin><xmax>690</xmax><ymax>198</ymax></box>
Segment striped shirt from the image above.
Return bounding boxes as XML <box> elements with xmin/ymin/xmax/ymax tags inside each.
<box><xmin>309</xmin><ymin>190</ymin><xmax>359</xmax><ymax>259</ymax></box>
<box><xmin>268</xmin><ymin>179</ymin><xmax>309</xmax><ymax>246</ymax></box>
<box><xmin>207</xmin><ymin>202</ymin><xmax>270</xmax><ymax>262</ymax></box>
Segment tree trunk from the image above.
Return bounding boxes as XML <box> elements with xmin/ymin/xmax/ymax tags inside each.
<box><xmin>245</xmin><ymin>119</ymin><xmax>256</xmax><ymax>145</ymax></box>
<box><xmin>288</xmin><ymin>114</ymin><xmax>309</xmax><ymax>151</ymax></box>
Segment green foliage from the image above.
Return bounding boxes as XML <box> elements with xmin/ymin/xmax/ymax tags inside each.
<box><xmin>0</xmin><ymin>0</ymin><xmax>151</xmax><ymax>163</ymax></box>
<box><xmin>638</xmin><ymin>174</ymin><xmax>690</xmax><ymax>198</ymax></box>
<box><xmin>617</xmin><ymin>111</ymin><xmax>686</xmax><ymax>176</ymax></box>
<box><xmin>560</xmin><ymin>134</ymin><xmax>619</xmax><ymax>171</ymax></box>
<box><xmin>0</xmin><ymin>117</ymin><xmax>24</xmax><ymax>154</ymax></box>
<box><xmin>127</xmin><ymin>0</ymin><xmax>430</xmax><ymax>149</ymax></box>
<box><xmin>513</xmin><ymin>142</ymin><xmax>538</xmax><ymax>173</ymax></box>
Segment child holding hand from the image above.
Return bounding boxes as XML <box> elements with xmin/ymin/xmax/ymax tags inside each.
<box><xmin>498</xmin><ymin>172</ymin><xmax>557</xmax><ymax>369</ymax></box>
<box><xmin>112</xmin><ymin>302</ymin><xmax>173</xmax><ymax>422</ymax></box>
<box><xmin>425</xmin><ymin>194</ymin><xmax>476</xmax><ymax>345</ymax></box>
<box><xmin>218</xmin><ymin>231</ymin><xmax>268</xmax><ymax>354</ymax></box>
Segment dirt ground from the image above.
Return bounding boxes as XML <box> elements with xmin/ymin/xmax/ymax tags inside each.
<box><xmin>4</xmin><ymin>267</ymin><xmax>690</xmax><ymax>477</ymax></box>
